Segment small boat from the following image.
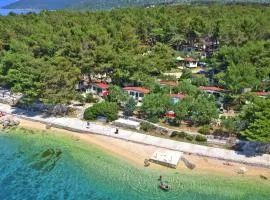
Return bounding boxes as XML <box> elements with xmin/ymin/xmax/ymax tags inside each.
<box><xmin>159</xmin><ymin>182</ymin><xmax>170</xmax><ymax>191</ymax></box>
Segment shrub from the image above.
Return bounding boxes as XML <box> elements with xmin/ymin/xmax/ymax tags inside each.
<box><xmin>83</xmin><ymin>101</ymin><xmax>118</xmax><ymax>121</ymax></box>
<box><xmin>124</xmin><ymin>98</ymin><xmax>136</xmax><ymax>116</ymax></box>
<box><xmin>76</xmin><ymin>94</ymin><xmax>85</xmax><ymax>104</ymax></box>
<box><xmin>195</xmin><ymin>134</ymin><xmax>207</xmax><ymax>142</ymax></box>
<box><xmin>148</xmin><ymin>116</ymin><xmax>159</xmax><ymax>123</ymax></box>
<box><xmin>85</xmin><ymin>92</ymin><xmax>96</xmax><ymax>103</ymax></box>
<box><xmin>178</xmin><ymin>131</ymin><xmax>187</xmax><ymax>138</ymax></box>
<box><xmin>170</xmin><ymin>131</ymin><xmax>179</xmax><ymax>137</ymax></box>
<box><xmin>140</xmin><ymin>122</ymin><xmax>154</xmax><ymax>132</ymax></box>
<box><xmin>185</xmin><ymin>134</ymin><xmax>194</xmax><ymax>141</ymax></box>
<box><xmin>198</xmin><ymin>125</ymin><xmax>211</xmax><ymax>135</ymax></box>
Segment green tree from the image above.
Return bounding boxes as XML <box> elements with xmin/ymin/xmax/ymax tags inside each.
<box><xmin>190</xmin><ymin>94</ymin><xmax>219</xmax><ymax>125</ymax></box>
<box><xmin>240</xmin><ymin>98</ymin><xmax>270</xmax><ymax>142</ymax></box>
<box><xmin>84</xmin><ymin>101</ymin><xmax>118</xmax><ymax>121</ymax></box>
<box><xmin>106</xmin><ymin>85</ymin><xmax>129</xmax><ymax>104</ymax></box>
<box><xmin>141</xmin><ymin>93</ymin><xmax>171</xmax><ymax>122</ymax></box>
<box><xmin>124</xmin><ymin>97</ymin><xmax>136</xmax><ymax>116</ymax></box>
<box><xmin>173</xmin><ymin>80</ymin><xmax>200</xmax><ymax>96</ymax></box>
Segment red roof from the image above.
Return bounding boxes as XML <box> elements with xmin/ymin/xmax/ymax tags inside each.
<box><xmin>252</xmin><ymin>91</ymin><xmax>269</xmax><ymax>96</ymax></box>
<box><xmin>160</xmin><ymin>80</ymin><xmax>177</xmax><ymax>86</ymax></box>
<box><xmin>185</xmin><ymin>57</ymin><xmax>196</xmax><ymax>62</ymax></box>
<box><xmin>123</xmin><ymin>87</ymin><xmax>150</xmax><ymax>94</ymax></box>
<box><xmin>169</xmin><ymin>94</ymin><xmax>186</xmax><ymax>99</ymax></box>
<box><xmin>165</xmin><ymin>111</ymin><xmax>176</xmax><ymax>119</ymax></box>
<box><xmin>90</xmin><ymin>82</ymin><xmax>109</xmax><ymax>90</ymax></box>
<box><xmin>199</xmin><ymin>86</ymin><xmax>225</xmax><ymax>92</ymax></box>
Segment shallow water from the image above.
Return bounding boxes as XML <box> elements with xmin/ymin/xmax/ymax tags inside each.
<box><xmin>0</xmin><ymin>129</ymin><xmax>269</xmax><ymax>200</ymax></box>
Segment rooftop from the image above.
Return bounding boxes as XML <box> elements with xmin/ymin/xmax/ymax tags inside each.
<box><xmin>123</xmin><ymin>87</ymin><xmax>150</xmax><ymax>94</ymax></box>
<box><xmin>89</xmin><ymin>82</ymin><xmax>109</xmax><ymax>89</ymax></box>
<box><xmin>185</xmin><ymin>57</ymin><xmax>197</xmax><ymax>62</ymax></box>
<box><xmin>252</xmin><ymin>91</ymin><xmax>269</xmax><ymax>97</ymax></box>
<box><xmin>149</xmin><ymin>150</ymin><xmax>182</xmax><ymax>168</ymax></box>
<box><xmin>160</xmin><ymin>80</ymin><xmax>178</xmax><ymax>86</ymax></box>
<box><xmin>199</xmin><ymin>86</ymin><xmax>225</xmax><ymax>92</ymax></box>
<box><xmin>169</xmin><ymin>93</ymin><xmax>186</xmax><ymax>99</ymax></box>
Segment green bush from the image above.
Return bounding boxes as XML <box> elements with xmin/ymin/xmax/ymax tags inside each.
<box><xmin>185</xmin><ymin>134</ymin><xmax>194</xmax><ymax>141</ymax></box>
<box><xmin>148</xmin><ymin>116</ymin><xmax>159</xmax><ymax>123</ymax></box>
<box><xmin>83</xmin><ymin>101</ymin><xmax>118</xmax><ymax>121</ymax></box>
<box><xmin>195</xmin><ymin>134</ymin><xmax>207</xmax><ymax>142</ymax></box>
<box><xmin>140</xmin><ymin>122</ymin><xmax>154</xmax><ymax>132</ymax></box>
<box><xmin>75</xmin><ymin>94</ymin><xmax>85</xmax><ymax>103</ymax></box>
<box><xmin>170</xmin><ymin>131</ymin><xmax>179</xmax><ymax>137</ymax></box>
<box><xmin>178</xmin><ymin>131</ymin><xmax>187</xmax><ymax>138</ymax></box>
<box><xmin>198</xmin><ymin>125</ymin><xmax>211</xmax><ymax>135</ymax></box>
<box><xmin>85</xmin><ymin>92</ymin><xmax>96</xmax><ymax>103</ymax></box>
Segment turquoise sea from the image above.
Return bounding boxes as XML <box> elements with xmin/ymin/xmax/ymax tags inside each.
<box><xmin>0</xmin><ymin>129</ymin><xmax>269</xmax><ymax>200</ymax></box>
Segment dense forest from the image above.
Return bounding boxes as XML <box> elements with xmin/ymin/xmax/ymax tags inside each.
<box><xmin>0</xmin><ymin>4</ymin><xmax>269</xmax><ymax>142</ymax></box>
<box><xmin>1</xmin><ymin>5</ymin><xmax>269</xmax><ymax>103</ymax></box>
<box><xmin>4</xmin><ymin>0</ymin><xmax>270</xmax><ymax>10</ymax></box>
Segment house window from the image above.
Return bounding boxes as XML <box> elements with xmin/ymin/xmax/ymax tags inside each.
<box><xmin>130</xmin><ymin>91</ymin><xmax>134</xmax><ymax>96</ymax></box>
<box><xmin>139</xmin><ymin>93</ymin><xmax>144</xmax><ymax>97</ymax></box>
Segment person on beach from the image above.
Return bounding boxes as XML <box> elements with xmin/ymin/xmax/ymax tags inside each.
<box><xmin>86</xmin><ymin>121</ymin><xmax>90</xmax><ymax>129</ymax></box>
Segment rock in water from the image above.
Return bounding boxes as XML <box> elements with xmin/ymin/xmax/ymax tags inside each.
<box><xmin>29</xmin><ymin>148</ymin><xmax>62</xmax><ymax>172</ymax></box>
<box><xmin>181</xmin><ymin>157</ymin><xmax>196</xmax><ymax>170</ymax></box>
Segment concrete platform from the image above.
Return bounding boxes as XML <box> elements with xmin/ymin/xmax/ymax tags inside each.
<box><xmin>149</xmin><ymin>150</ymin><xmax>182</xmax><ymax>168</ymax></box>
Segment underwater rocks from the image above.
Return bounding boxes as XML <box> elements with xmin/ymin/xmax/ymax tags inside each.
<box><xmin>181</xmin><ymin>157</ymin><xmax>196</xmax><ymax>170</ymax></box>
<box><xmin>28</xmin><ymin>148</ymin><xmax>62</xmax><ymax>172</ymax></box>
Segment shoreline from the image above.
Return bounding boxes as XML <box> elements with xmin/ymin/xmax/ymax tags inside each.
<box><xmin>14</xmin><ymin>118</ymin><xmax>270</xmax><ymax>179</ymax></box>
<box><xmin>1</xmin><ymin>103</ymin><xmax>270</xmax><ymax>168</ymax></box>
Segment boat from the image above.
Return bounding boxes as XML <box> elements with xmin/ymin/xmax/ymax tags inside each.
<box><xmin>159</xmin><ymin>182</ymin><xmax>170</xmax><ymax>191</ymax></box>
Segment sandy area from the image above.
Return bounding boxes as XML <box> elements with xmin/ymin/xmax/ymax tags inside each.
<box><xmin>16</xmin><ymin>118</ymin><xmax>270</xmax><ymax>179</ymax></box>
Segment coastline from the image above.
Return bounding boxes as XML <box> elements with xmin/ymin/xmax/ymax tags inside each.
<box><xmin>16</xmin><ymin>118</ymin><xmax>270</xmax><ymax>179</ymax></box>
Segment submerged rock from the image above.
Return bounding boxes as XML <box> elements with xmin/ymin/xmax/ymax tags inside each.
<box><xmin>181</xmin><ymin>157</ymin><xmax>196</xmax><ymax>170</ymax></box>
<box><xmin>29</xmin><ymin>148</ymin><xmax>62</xmax><ymax>172</ymax></box>
<box><xmin>260</xmin><ymin>175</ymin><xmax>268</xmax><ymax>180</ymax></box>
<box><xmin>236</xmin><ymin>167</ymin><xmax>247</xmax><ymax>175</ymax></box>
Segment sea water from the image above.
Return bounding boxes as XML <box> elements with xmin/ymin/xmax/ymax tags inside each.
<box><xmin>0</xmin><ymin>129</ymin><xmax>269</xmax><ymax>200</ymax></box>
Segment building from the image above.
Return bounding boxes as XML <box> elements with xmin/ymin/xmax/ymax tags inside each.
<box><xmin>199</xmin><ymin>86</ymin><xmax>225</xmax><ymax>105</ymax></box>
<box><xmin>176</xmin><ymin>57</ymin><xmax>198</xmax><ymax>68</ymax></box>
<box><xmin>184</xmin><ymin>58</ymin><xmax>198</xmax><ymax>68</ymax></box>
<box><xmin>123</xmin><ymin>87</ymin><xmax>150</xmax><ymax>101</ymax></box>
<box><xmin>86</xmin><ymin>82</ymin><xmax>109</xmax><ymax>97</ymax></box>
<box><xmin>169</xmin><ymin>93</ymin><xmax>186</xmax><ymax>104</ymax></box>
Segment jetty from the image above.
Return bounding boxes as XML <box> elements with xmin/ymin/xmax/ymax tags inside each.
<box><xmin>149</xmin><ymin>150</ymin><xmax>182</xmax><ymax>168</ymax></box>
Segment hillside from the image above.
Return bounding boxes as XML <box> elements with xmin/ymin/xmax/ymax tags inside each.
<box><xmin>0</xmin><ymin>0</ymin><xmax>17</xmax><ymax>8</ymax></box>
<box><xmin>4</xmin><ymin>0</ymin><xmax>269</xmax><ymax>10</ymax></box>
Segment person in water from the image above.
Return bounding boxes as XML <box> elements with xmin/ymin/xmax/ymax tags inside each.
<box><xmin>115</xmin><ymin>128</ymin><xmax>119</xmax><ymax>134</ymax></box>
<box><xmin>86</xmin><ymin>121</ymin><xmax>90</xmax><ymax>129</ymax></box>
<box><xmin>159</xmin><ymin>175</ymin><xmax>162</xmax><ymax>181</ymax></box>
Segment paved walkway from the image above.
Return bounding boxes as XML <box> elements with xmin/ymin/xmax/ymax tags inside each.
<box><xmin>0</xmin><ymin>103</ymin><xmax>270</xmax><ymax>168</ymax></box>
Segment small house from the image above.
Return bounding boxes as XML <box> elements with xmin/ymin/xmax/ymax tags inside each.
<box><xmin>86</xmin><ymin>82</ymin><xmax>109</xmax><ymax>97</ymax></box>
<box><xmin>123</xmin><ymin>87</ymin><xmax>150</xmax><ymax>101</ymax></box>
<box><xmin>184</xmin><ymin>58</ymin><xmax>198</xmax><ymax>68</ymax></box>
<box><xmin>199</xmin><ymin>86</ymin><xmax>225</xmax><ymax>105</ymax></box>
<box><xmin>169</xmin><ymin>94</ymin><xmax>186</xmax><ymax>104</ymax></box>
